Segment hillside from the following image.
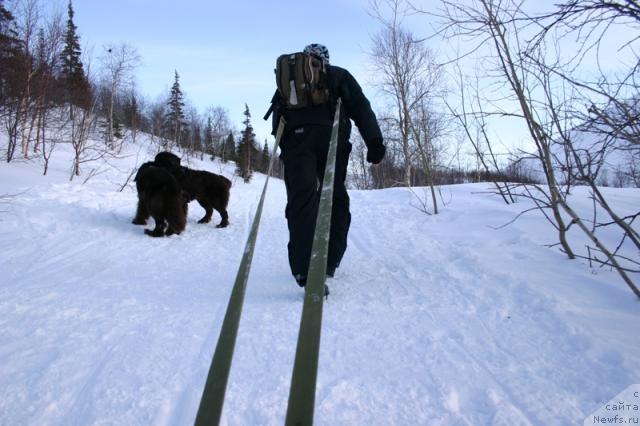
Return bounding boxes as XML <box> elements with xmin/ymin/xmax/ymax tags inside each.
<box><xmin>0</xmin><ymin>135</ymin><xmax>639</xmax><ymax>425</ymax></box>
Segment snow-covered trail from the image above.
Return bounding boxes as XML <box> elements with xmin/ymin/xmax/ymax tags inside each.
<box><xmin>223</xmin><ymin>185</ymin><xmax>639</xmax><ymax>425</ymax></box>
<box><xmin>313</xmin><ymin>189</ymin><xmax>633</xmax><ymax>425</ymax></box>
<box><xmin>0</xmin><ymin>151</ymin><xmax>639</xmax><ymax>425</ymax></box>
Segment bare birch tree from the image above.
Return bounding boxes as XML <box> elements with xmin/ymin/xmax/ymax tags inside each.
<box><xmin>430</xmin><ymin>0</ymin><xmax>640</xmax><ymax>298</ymax></box>
<box><xmin>33</xmin><ymin>11</ymin><xmax>64</xmax><ymax>159</ymax></box>
<box><xmin>528</xmin><ymin>0</ymin><xmax>640</xmax><ymax>274</ymax></box>
<box><xmin>369</xmin><ymin>0</ymin><xmax>445</xmax><ymax>205</ymax></box>
<box><xmin>446</xmin><ymin>63</ymin><xmax>516</xmax><ymax>204</ymax></box>
<box><xmin>2</xmin><ymin>0</ymin><xmax>40</xmax><ymax>161</ymax></box>
<box><xmin>205</xmin><ymin>105</ymin><xmax>231</xmax><ymax>156</ymax></box>
<box><xmin>98</xmin><ymin>43</ymin><xmax>140</xmax><ymax>150</ymax></box>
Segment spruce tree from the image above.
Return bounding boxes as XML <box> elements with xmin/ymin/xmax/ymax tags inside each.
<box><xmin>0</xmin><ymin>3</ymin><xmax>21</xmax><ymax>105</ymax></box>
<box><xmin>261</xmin><ymin>140</ymin><xmax>271</xmax><ymax>173</ymax></box>
<box><xmin>60</xmin><ymin>0</ymin><xmax>90</xmax><ymax>109</ymax></box>
<box><xmin>165</xmin><ymin>70</ymin><xmax>186</xmax><ymax>146</ymax></box>
<box><xmin>190</xmin><ymin>121</ymin><xmax>202</xmax><ymax>156</ymax></box>
<box><xmin>235</xmin><ymin>104</ymin><xmax>258</xmax><ymax>182</ymax></box>
<box><xmin>123</xmin><ymin>94</ymin><xmax>139</xmax><ymax>130</ymax></box>
<box><xmin>35</xmin><ymin>28</ymin><xmax>51</xmax><ymax>85</ymax></box>
<box><xmin>113</xmin><ymin>115</ymin><xmax>123</xmax><ymax>139</ymax></box>
<box><xmin>205</xmin><ymin>116</ymin><xmax>214</xmax><ymax>159</ymax></box>
<box><xmin>0</xmin><ymin>3</ymin><xmax>17</xmax><ymax>45</ymax></box>
<box><xmin>221</xmin><ymin>131</ymin><xmax>235</xmax><ymax>163</ymax></box>
<box><xmin>0</xmin><ymin>4</ymin><xmax>19</xmax><ymax>61</ymax></box>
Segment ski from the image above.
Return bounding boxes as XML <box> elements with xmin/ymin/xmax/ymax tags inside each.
<box><xmin>194</xmin><ymin>118</ymin><xmax>285</xmax><ymax>426</ymax></box>
<box><xmin>285</xmin><ymin>99</ymin><xmax>342</xmax><ymax>425</ymax></box>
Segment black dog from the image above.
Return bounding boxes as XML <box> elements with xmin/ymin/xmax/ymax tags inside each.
<box><xmin>154</xmin><ymin>152</ymin><xmax>231</xmax><ymax>228</ymax></box>
<box><xmin>132</xmin><ymin>162</ymin><xmax>187</xmax><ymax>237</ymax></box>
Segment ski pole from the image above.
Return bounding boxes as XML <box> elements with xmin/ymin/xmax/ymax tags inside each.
<box><xmin>194</xmin><ymin>117</ymin><xmax>285</xmax><ymax>426</ymax></box>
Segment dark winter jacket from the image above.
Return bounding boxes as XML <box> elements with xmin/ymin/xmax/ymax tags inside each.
<box><xmin>270</xmin><ymin>65</ymin><xmax>383</xmax><ymax>152</ymax></box>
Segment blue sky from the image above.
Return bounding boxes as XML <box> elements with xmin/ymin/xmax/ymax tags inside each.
<box><xmin>62</xmin><ymin>0</ymin><xmax>637</xmax><ymax>156</ymax></box>
<box><xmin>72</xmin><ymin>0</ymin><xmax>381</xmax><ymax>142</ymax></box>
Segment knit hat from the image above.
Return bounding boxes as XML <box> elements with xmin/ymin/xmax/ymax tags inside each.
<box><xmin>303</xmin><ymin>43</ymin><xmax>330</xmax><ymax>65</ymax></box>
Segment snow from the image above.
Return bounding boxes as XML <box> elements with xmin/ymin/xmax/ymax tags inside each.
<box><xmin>0</xmin><ymin>134</ymin><xmax>639</xmax><ymax>426</ymax></box>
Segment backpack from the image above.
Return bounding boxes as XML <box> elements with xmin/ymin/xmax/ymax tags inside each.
<box><xmin>275</xmin><ymin>52</ymin><xmax>329</xmax><ymax>109</ymax></box>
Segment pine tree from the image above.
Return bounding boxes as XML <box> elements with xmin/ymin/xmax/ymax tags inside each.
<box><xmin>0</xmin><ymin>2</ymin><xmax>27</xmax><ymax>162</ymax></box>
<box><xmin>123</xmin><ymin>93</ymin><xmax>140</xmax><ymax>130</ymax></box>
<box><xmin>0</xmin><ymin>3</ymin><xmax>17</xmax><ymax>46</ymax></box>
<box><xmin>261</xmin><ymin>139</ymin><xmax>271</xmax><ymax>173</ymax></box>
<box><xmin>221</xmin><ymin>131</ymin><xmax>235</xmax><ymax>163</ymax></box>
<box><xmin>113</xmin><ymin>115</ymin><xmax>123</xmax><ymax>139</ymax></box>
<box><xmin>60</xmin><ymin>0</ymin><xmax>90</xmax><ymax>109</ymax></box>
<box><xmin>190</xmin><ymin>120</ymin><xmax>202</xmax><ymax>156</ymax></box>
<box><xmin>34</xmin><ymin>28</ymin><xmax>52</xmax><ymax>89</ymax></box>
<box><xmin>235</xmin><ymin>104</ymin><xmax>258</xmax><ymax>182</ymax></box>
<box><xmin>0</xmin><ymin>3</ymin><xmax>21</xmax><ymax>105</ymax></box>
<box><xmin>204</xmin><ymin>116</ymin><xmax>214</xmax><ymax>160</ymax></box>
<box><xmin>0</xmin><ymin>4</ymin><xmax>19</xmax><ymax>60</ymax></box>
<box><xmin>165</xmin><ymin>70</ymin><xmax>186</xmax><ymax>146</ymax></box>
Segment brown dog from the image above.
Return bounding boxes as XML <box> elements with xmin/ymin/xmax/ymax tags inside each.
<box><xmin>132</xmin><ymin>162</ymin><xmax>187</xmax><ymax>237</ymax></box>
<box><xmin>154</xmin><ymin>152</ymin><xmax>231</xmax><ymax>228</ymax></box>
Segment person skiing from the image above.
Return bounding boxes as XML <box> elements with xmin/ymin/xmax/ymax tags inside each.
<box><xmin>267</xmin><ymin>43</ymin><xmax>385</xmax><ymax>289</ymax></box>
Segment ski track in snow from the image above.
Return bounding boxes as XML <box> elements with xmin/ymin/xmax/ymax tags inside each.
<box><xmin>0</xmin><ymin>144</ymin><xmax>639</xmax><ymax>425</ymax></box>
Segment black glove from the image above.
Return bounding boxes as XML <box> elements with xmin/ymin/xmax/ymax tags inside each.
<box><xmin>366</xmin><ymin>141</ymin><xmax>386</xmax><ymax>164</ymax></box>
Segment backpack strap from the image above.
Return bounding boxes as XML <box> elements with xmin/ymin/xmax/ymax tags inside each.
<box><xmin>263</xmin><ymin>103</ymin><xmax>275</xmax><ymax>121</ymax></box>
<box><xmin>263</xmin><ymin>91</ymin><xmax>282</xmax><ymax>121</ymax></box>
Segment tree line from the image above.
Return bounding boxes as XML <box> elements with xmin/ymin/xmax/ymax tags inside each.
<box><xmin>352</xmin><ymin>0</ymin><xmax>640</xmax><ymax>194</ymax></box>
<box><xmin>0</xmin><ymin>0</ymin><xmax>274</xmax><ymax>181</ymax></box>
<box><xmin>3</xmin><ymin>0</ymin><xmax>637</xmax><ymax>192</ymax></box>
<box><xmin>0</xmin><ymin>0</ymin><xmax>543</xmax><ymax>190</ymax></box>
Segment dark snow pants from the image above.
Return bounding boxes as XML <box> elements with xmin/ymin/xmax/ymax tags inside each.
<box><xmin>279</xmin><ymin>124</ymin><xmax>352</xmax><ymax>279</ymax></box>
